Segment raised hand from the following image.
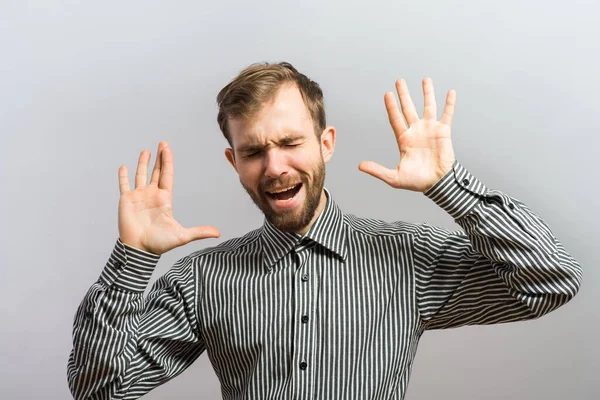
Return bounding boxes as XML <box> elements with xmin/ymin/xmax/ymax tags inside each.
<box><xmin>118</xmin><ymin>142</ymin><xmax>220</xmax><ymax>255</ymax></box>
<box><xmin>359</xmin><ymin>78</ymin><xmax>457</xmax><ymax>193</ymax></box>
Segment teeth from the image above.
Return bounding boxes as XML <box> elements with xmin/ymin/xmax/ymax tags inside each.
<box><xmin>268</xmin><ymin>184</ymin><xmax>298</xmax><ymax>194</ymax></box>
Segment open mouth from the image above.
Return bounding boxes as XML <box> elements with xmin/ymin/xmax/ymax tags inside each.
<box><xmin>266</xmin><ymin>183</ymin><xmax>302</xmax><ymax>202</ymax></box>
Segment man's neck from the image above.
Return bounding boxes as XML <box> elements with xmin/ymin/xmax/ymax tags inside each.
<box><xmin>295</xmin><ymin>190</ymin><xmax>328</xmax><ymax>236</ymax></box>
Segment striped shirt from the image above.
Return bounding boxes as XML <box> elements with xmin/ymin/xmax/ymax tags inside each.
<box><xmin>67</xmin><ymin>161</ymin><xmax>582</xmax><ymax>400</ymax></box>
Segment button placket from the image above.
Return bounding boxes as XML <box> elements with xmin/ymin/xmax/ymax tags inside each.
<box><xmin>292</xmin><ymin>245</ymin><xmax>314</xmax><ymax>399</ymax></box>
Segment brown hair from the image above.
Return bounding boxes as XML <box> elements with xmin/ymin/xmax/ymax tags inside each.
<box><xmin>216</xmin><ymin>62</ymin><xmax>326</xmax><ymax>147</ymax></box>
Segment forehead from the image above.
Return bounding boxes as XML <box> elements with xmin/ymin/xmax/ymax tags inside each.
<box><xmin>228</xmin><ymin>84</ymin><xmax>314</xmax><ymax>148</ymax></box>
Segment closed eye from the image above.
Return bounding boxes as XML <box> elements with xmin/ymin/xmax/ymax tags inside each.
<box><xmin>243</xmin><ymin>151</ymin><xmax>261</xmax><ymax>159</ymax></box>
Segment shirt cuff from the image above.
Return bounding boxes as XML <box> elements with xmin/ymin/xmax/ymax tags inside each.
<box><xmin>98</xmin><ymin>239</ymin><xmax>161</xmax><ymax>292</ymax></box>
<box><xmin>423</xmin><ymin>160</ymin><xmax>487</xmax><ymax>220</ymax></box>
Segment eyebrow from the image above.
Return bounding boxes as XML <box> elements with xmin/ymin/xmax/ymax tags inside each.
<box><xmin>237</xmin><ymin>143</ymin><xmax>264</xmax><ymax>154</ymax></box>
<box><xmin>237</xmin><ymin>134</ymin><xmax>305</xmax><ymax>154</ymax></box>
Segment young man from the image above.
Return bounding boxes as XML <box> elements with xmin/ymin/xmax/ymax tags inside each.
<box><xmin>67</xmin><ymin>62</ymin><xmax>582</xmax><ymax>399</ymax></box>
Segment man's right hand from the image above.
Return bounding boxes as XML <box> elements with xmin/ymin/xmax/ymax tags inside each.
<box><xmin>117</xmin><ymin>141</ymin><xmax>220</xmax><ymax>255</ymax></box>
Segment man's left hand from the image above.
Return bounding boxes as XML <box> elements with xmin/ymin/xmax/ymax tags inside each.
<box><xmin>359</xmin><ymin>77</ymin><xmax>456</xmax><ymax>193</ymax></box>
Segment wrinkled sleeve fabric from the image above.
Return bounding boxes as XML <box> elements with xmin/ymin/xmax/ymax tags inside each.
<box><xmin>67</xmin><ymin>240</ymin><xmax>205</xmax><ymax>400</ymax></box>
<box><xmin>414</xmin><ymin>161</ymin><xmax>582</xmax><ymax>330</ymax></box>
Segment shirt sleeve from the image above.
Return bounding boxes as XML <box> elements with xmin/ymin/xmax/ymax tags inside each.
<box><xmin>414</xmin><ymin>161</ymin><xmax>583</xmax><ymax>330</ymax></box>
<box><xmin>67</xmin><ymin>240</ymin><xmax>205</xmax><ymax>400</ymax></box>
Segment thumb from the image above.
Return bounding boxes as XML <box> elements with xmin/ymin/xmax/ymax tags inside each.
<box><xmin>358</xmin><ymin>161</ymin><xmax>397</xmax><ymax>187</ymax></box>
<box><xmin>183</xmin><ymin>226</ymin><xmax>221</xmax><ymax>243</ymax></box>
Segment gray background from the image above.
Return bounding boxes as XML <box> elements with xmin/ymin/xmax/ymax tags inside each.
<box><xmin>1</xmin><ymin>0</ymin><xmax>598</xmax><ymax>399</ymax></box>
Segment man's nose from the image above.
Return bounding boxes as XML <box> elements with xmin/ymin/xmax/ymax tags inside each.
<box><xmin>264</xmin><ymin>148</ymin><xmax>288</xmax><ymax>179</ymax></box>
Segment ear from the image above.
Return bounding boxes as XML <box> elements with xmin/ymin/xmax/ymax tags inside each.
<box><xmin>320</xmin><ymin>126</ymin><xmax>336</xmax><ymax>163</ymax></box>
<box><xmin>224</xmin><ymin>148</ymin><xmax>238</xmax><ymax>173</ymax></box>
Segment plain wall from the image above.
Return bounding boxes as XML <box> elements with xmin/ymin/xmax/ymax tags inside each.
<box><xmin>1</xmin><ymin>0</ymin><xmax>598</xmax><ymax>399</ymax></box>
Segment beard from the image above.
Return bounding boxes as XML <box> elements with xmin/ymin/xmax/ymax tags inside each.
<box><xmin>240</xmin><ymin>159</ymin><xmax>325</xmax><ymax>233</ymax></box>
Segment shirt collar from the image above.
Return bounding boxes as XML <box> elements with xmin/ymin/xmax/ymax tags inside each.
<box><xmin>260</xmin><ymin>188</ymin><xmax>348</xmax><ymax>271</ymax></box>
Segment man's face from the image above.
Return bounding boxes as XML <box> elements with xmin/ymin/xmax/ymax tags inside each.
<box><xmin>225</xmin><ymin>83</ymin><xmax>335</xmax><ymax>234</ymax></box>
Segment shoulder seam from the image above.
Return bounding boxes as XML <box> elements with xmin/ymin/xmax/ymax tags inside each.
<box><xmin>343</xmin><ymin>214</ymin><xmax>419</xmax><ymax>238</ymax></box>
<box><xmin>186</xmin><ymin>228</ymin><xmax>263</xmax><ymax>261</ymax></box>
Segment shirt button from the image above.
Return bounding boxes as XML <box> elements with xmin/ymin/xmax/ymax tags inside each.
<box><xmin>114</xmin><ymin>261</ymin><xmax>124</xmax><ymax>269</ymax></box>
<box><xmin>508</xmin><ymin>203</ymin><xmax>515</xmax><ymax>210</ymax></box>
<box><xmin>85</xmin><ymin>310</ymin><xmax>93</xmax><ymax>319</ymax></box>
<box><xmin>301</xmin><ymin>315</ymin><xmax>309</xmax><ymax>323</ymax></box>
<box><xmin>299</xmin><ymin>361</ymin><xmax>307</xmax><ymax>370</ymax></box>
<box><xmin>301</xmin><ymin>274</ymin><xmax>309</xmax><ymax>282</ymax></box>
<box><xmin>462</xmin><ymin>178</ymin><xmax>470</xmax><ymax>186</ymax></box>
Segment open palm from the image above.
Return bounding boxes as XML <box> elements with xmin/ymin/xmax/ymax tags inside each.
<box><xmin>359</xmin><ymin>78</ymin><xmax>456</xmax><ymax>192</ymax></box>
<box><xmin>118</xmin><ymin>142</ymin><xmax>219</xmax><ymax>255</ymax></box>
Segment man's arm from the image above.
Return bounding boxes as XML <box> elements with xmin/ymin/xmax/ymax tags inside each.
<box><xmin>67</xmin><ymin>241</ymin><xmax>204</xmax><ymax>399</ymax></box>
<box><xmin>413</xmin><ymin>161</ymin><xmax>581</xmax><ymax>329</ymax></box>
<box><xmin>68</xmin><ymin>142</ymin><xmax>219</xmax><ymax>399</ymax></box>
<box><xmin>358</xmin><ymin>77</ymin><xmax>581</xmax><ymax>327</ymax></box>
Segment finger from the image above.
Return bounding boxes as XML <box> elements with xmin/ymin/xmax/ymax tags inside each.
<box><xmin>440</xmin><ymin>89</ymin><xmax>457</xmax><ymax>126</ymax></box>
<box><xmin>184</xmin><ymin>226</ymin><xmax>221</xmax><ymax>242</ymax></box>
<box><xmin>135</xmin><ymin>150</ymin><xmax>150</xmax><ymax>189</ymax></box>
<box><xmin>118</xmin><ymin>165</ymin><xmax>130</xmax><ymax>194</ymax></box>
<box><xmin>422</xmin><ymin>77</ymin><xmax>437</xmax><ymax>120</ymax></box>
<box><xmin>149</xmin><ymin>142</ymin><xmax>165</xmax><ymax>186</ymax></box>
<box><xmin>358</xmin><ymin>161</ymin><xmax>397</xmax><ymax>187</ymax></box>
<box><xmin>158</xmin><ymin>142</ymin><xmax>174</xmax><ymax>191</ymax></box>
<box><xmin>396</xmin><ymin>79</ymin><xmax>419</xmax><ymax>126</ymax></box>
<box><xmin>384</xmin><ymin>92</ymin><xmax>407</xmax><ymax>139</ymax></box>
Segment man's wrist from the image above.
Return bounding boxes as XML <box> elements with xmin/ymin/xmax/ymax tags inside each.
<box><xmin>423</xmin><ymin>161</ymin><xmax>488</xmax><ymax>219</ymax></box>
<box><xmin>422</xmin><ymin>161</ymin><xmax>456</xmax><ymax>193</ymax></box>
<box><xmin>118</xmin><ymin>237</ymin><xmax>160</xmax><ymax>256</ymax></box>
<box><xmin>98</xmin><ymin>239</ymin><xmax>161</xmax><ymax>292</ymax></box>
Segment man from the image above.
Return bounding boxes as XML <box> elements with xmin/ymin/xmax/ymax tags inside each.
<box><xmin>67</xmin><ymin>62</ymin><xmax>582</xmax><ymax>400</ymax></box>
